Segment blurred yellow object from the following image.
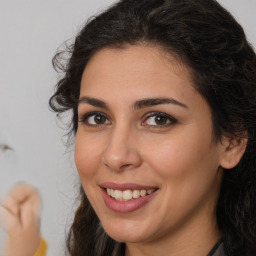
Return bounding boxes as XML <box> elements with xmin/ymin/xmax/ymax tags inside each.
<box><xmin>34</xmin><ymin>238</ymin><xmax>47</xmax><ymax>256</ymax></box>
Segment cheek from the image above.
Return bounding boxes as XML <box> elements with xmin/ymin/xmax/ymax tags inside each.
<box><xmin>74</xmin><ymin>132</ymin><xmax>105</xmax><ymax>211</ymax></box>
<box><xmin>143</xmin><ymin>135</ymin><xmax>221</xmax><ymax>228</ymax></box>
<box><xmin>144</xmin><ymin>129</ymin><xmax>220</xmax><ymax>193</ymax></box>
<box><xmin>146</xmin><ymin>136</ymin><xmax>210</xmax><ymax>176</ymax></box>
<box><xmin>74</xmin><ymin>131</ymin><xmax>103</xmax><ymax>178</ymax></box>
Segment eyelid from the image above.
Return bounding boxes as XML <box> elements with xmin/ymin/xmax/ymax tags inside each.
<box><xmin>142</xmin><ymin>112</ymin><xmax>177</xmax><ymax>127</ymax></box>
<box><xmin>78</xmin><ymin>111</ymin><xmax>177</xmax><ymax>128</ymax></box>
<box><xmin>79</xmin><ymin>111</ymin><xmax>111</xmax><ymax>125</ymax></box>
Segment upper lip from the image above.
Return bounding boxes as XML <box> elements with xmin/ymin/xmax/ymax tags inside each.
<box><xmin>100</xmin><ymin>182</ymin><xmax>158</xmax><ymax>191</ymax></box>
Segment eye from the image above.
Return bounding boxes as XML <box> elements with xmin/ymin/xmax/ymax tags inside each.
<box><xmin>79</xmin><ymin>112</ymin><xmax>111</xmax><ymax>126</ymax></box>
<box><xmin>142</xmin><ymin>112</ymin><xmax>177</xmax><ymax>127</ymax></box>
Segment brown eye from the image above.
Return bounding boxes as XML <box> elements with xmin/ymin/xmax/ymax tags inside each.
<box><xmin>94</xmin><ymin>114</ymin><xmax>107</xmax><ymax>124</ymax></box>
<box><xmin>154</xmin><ymin>116</ymin><xmax>168</xmax><ymax>125</ymax></box>
<box><xmin>82</xmin><ymin>113</ymin><xmax>111</xmax><ymax>125</ymax></box>
<box><xmin>142</xmin><ymin>112</ymin><xmax>177</xmax><ymax>127</ymax></box>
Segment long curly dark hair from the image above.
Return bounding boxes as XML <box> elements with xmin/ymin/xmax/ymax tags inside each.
<box><xmin>49</xmin><ymin>0</ymin><xmax>256</xmax><ymax>255</ymax></box>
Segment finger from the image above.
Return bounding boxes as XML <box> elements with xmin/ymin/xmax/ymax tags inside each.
<box><xmin>3</xmin><ymin>184</ymin><xmax>41</xmax><ymax>218</ymax></box>
<box><xmin>20</xmin><ymin>196</ymin><xmax>41</xmax><ymax>228</ymax></box>
<box><xmin>0</xmin><ymin>205</ymin><xmax>18</xmax><ymax>230</ymax></box>
<box><xmin>4</xmin><ymin>183</ymin><xmax>40</xmax><ymax>206</ymax></box>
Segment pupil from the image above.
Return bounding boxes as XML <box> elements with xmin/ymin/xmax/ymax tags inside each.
<box><xmin>155</xmin><ymin>116</ymin><xmax>166</xmax><ymax>125</ymax></box>
<box><xmin>95</xmin><ymin>115</ymin><xmax>105</xmax><ymax>124</ymax></box>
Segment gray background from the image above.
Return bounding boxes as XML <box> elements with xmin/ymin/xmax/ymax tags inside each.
<box><xmin>0</xmin><ymin>0</ymin><xmax>255</xmax><ymax>255</ymax></box>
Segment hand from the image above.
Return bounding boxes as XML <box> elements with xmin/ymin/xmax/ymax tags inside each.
<box><xmin>0</xmin><ymin>184</ymin><xmax>41</xmax><ymax>256</ymax></box>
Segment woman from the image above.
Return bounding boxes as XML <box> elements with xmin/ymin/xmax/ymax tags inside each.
<box><xmin>50</xmin><ymin>0</ymin><xmax>256</xmax><ymax>255</ymax></box>
<box><xmin>0</xmin><ymin>184</ymin><xmax>47</xmax><ymax>256</ymax></box>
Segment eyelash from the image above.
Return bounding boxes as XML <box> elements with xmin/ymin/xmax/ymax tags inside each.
<box><xmin>79</xmin><ymin>111</ymin><xmax>177</xmax><ymax>128</ymax></box>
<box><xmin>142</xmin><ymin>112</ymin><xmax>177</xmax><ymax>128</ymax></box>
<box><xmin>79</xmin><ymin>112</ymin><xmax>111</xmax><ymax>127</ymax></box>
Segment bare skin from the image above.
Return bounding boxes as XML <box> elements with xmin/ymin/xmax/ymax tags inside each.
<box><xmin>0</xmin><ymin>184</ymin><xmax>41</xmax><ymax>256</ymax></box>
<box><xmin>76</xmin><ymin>45</ymin><xmax>247</xmax><ymax>256</ymax></box>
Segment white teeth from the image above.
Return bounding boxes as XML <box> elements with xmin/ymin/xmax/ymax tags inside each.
<box><xmin>123</xmin><ymin>190</ymin><xmax>133</xmax><ymax>201</ymax></box>
<box><xmin>140</xmin><ymin>190</ymin><xmax>146</xmax><ymax>196</ymax></box>
<box><xmin>132</xmin><ymin>190</ymin><xmax>140</xmax><ymax>199</ymax></box>
<box><xmin>147</xmin><ymin>189</ymin><xmax>154</xmax><ymax>195</ymax></box>
<box><xmin>114</xmin><ymin>190</ymin><xmax>123</xmax><ymax>201</ymax></box>
<box><xmin>106</xmin><ymin>188</ymin><xmax>156</xmax><ymax>201</ymax></box>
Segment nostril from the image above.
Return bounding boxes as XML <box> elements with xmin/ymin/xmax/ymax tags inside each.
<box><xmin>119</xmin><ymin>163</ymin><xmax>132</xmax><ymax>170</ymax></box>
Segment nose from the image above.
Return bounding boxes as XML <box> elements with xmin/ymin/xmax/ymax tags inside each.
<box><xmin>102</xmin><ymin>125</ymin><xmax>142</xmax><ymax>172</ymax></box>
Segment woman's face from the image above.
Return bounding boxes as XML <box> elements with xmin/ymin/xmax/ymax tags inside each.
<box><xmin>75</xmin><ymin>45</ymin><xmax>224</xmax><ymax>244</ymax></box>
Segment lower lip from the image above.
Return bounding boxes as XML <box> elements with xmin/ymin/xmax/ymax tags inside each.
<box><xmin>101</xmin><ymin>188</ymin><xmax>157</xmax><ymax>213</ymax></box>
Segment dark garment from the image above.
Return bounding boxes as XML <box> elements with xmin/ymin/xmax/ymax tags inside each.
<box><xmin>115</xmin><ymin>239</ymin><xmax>227</xmax><ymax>256</ymax></box>
<box><xmin>208</xmin><ymin>240</ymin><xmax>226</xmax><ymax>256</ymax></box>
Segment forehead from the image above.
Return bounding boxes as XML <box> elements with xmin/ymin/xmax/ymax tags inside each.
<box><xmin>80</xmin><ymin>45</ymin><xmax>198</xmax><ymax>104</ymax></box>
<box><xmin>83</xmin><ymin>45</ymin><xmax>191</xmax><ymax>80</ymax></box>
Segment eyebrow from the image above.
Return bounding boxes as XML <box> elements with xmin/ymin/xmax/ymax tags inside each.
<box><xmin>78</xmin><ymin>97</ymin><xmax>109</xmax><ymax>109</ymax></box>
<box><xmin>78</xmin><ymin>96</ymin><xmax>188</xmax><ymax>110</ymax></box>
<box><xmin>133</xmin><ymin>97</ymin><xmax>188</xmax><ymax>110</ymax></box>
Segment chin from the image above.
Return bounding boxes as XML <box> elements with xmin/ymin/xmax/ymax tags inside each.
<box><xmin>102</xmin><ymin>219</ymin><xmax>150</xmax><ymax>243</ymax></box>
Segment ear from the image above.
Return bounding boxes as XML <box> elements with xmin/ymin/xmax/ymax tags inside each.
<box><xmin>219</xmin><ymin>135</ymin><xmax>247</xmax><ymax>169</ymax></box>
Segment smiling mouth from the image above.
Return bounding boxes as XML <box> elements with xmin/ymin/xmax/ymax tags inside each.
<box><xmin>100</xmin><ymin>183</ymin><xmax>159</xmax><ymax>213</ymax></box>
<box><xmin>104</xmin><ymin>188</ymin><xmax>157</xmax><ymax>201</ymax></box>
